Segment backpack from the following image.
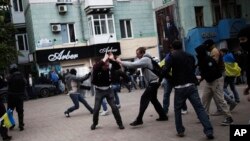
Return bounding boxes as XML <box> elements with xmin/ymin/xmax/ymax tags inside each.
<box><xmin>145</xmin><ymin>56</ymin><xmax>162</xmax><ymax>77</ymax></box>
<box><xmin>8</xmin><ymin>72</ymin><xmax>26</xmax><ymax>93</ymax></box>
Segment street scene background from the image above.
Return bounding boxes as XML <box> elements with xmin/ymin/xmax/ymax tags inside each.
<box><xmin>7</xmin><ymin>82</ymin><xmax>250</xmax><ymax>141</ymax></box>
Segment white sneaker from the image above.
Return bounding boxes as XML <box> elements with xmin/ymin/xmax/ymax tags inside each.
<box><xmin>100</xmin><ymin>110</ymin><xmax>109</xmax><ymax>116</ymax></box>
<box><xmin>181</xmin><ymin>110</ymin><xmax>188</xmax><ymax>115</ymax></box>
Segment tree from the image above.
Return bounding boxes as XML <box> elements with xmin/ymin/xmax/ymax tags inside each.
<box><xmin>0</xmin><ymin>0</ymin><xmax>20</xmax><ymax>72</ymax></box>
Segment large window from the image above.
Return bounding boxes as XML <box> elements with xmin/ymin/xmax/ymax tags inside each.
<box><xmin>61</xmin><ymin>23</ymin><xmax>76</xmax><ymax>43</ymax></box>
<box><xmin>88</xmin><ymin>14</ymin><xmax>114</xmax><ymax>36</ymax></box>
<box><xmin>16</xmin><ymin>34</ymin><xmax>28</xmax><ymax>51</ymax></box>
<box><xmin>13</xmin><ymin>0</ymin><xmax>23</xmax><ymax>12</ymax></box>
<box><xmin>120</xmin><ymin>19</ymin><xmax>132</xmax><ymax>38</ymax></box>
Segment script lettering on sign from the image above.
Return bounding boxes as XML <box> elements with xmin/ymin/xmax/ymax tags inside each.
<box><xmin>99</xmin><ymin>46</ymin><xmax>118</xmax><ymax>54</ymax></box>
<box><xmin>48</xmin><ymin>50</ymin><xmax>78</xmax><ymax>62</ymax></box>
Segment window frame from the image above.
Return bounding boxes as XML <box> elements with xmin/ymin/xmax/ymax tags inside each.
<box><xmin>88</xmin><ymin>14</ymin><xmax>115</xmax><ymax>36</ymax></box>
<box><xmin>15</xmin><ymin>33</ymin><xmax>29</xmax><ymax>51</ymax></box>
<box><xmin>13</xmin><ymin>0</ymin><xmax>23</xmax><ymax>12</ymax></box>
<box><xmin>120</xmin><ymin>19</ymin><xmax>133</xmax><ymax>39</ymax></box>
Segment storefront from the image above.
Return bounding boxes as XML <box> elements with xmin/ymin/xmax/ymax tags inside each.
<box><xmin>185</xmin><ymin>18</ymin><xmax>246</xmax><ymax>56</ymax></box>
<box><xmin>34</xmin><ymin>42</ymin><xmax>121</xmax><ymax>77</ymax></box>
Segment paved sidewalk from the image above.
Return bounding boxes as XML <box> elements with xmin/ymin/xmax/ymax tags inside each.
<box><xmin>7</xmin><ymin>83</ymin><xmax>250</xmax><ymax>141</ymax></box>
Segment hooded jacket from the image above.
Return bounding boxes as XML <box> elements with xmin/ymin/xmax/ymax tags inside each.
<box><xmin>120</xmin><ymin>53</ymin><xmax>159</xmax><ymax>86</ymax></box>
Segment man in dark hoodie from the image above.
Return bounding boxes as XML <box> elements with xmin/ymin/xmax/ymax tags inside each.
<box><xmin>91</xmin><ymin>53</ymin><xmax>124</xmax><ymax>130</ymax></box>
<box><xmin>195</xmin><ymin>44</ymin><xmax>233</xmax><ymax>126</ymax></box>
<box><xmin>7</xmin><ymin>64</ymin><xmax>27</xmax><ymax>131</ymax></box>
<box><xmin>238</xmin><ymin>26</ymin><xmax>250</xmax><ymax>95</ymax></box>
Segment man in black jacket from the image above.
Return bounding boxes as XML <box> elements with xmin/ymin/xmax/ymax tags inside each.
<box><xmin>163</xmin><ymin>41</ymin><xmax>214</xmax><ymax>139</ymax></box>
<box><xmin>7</xmin><ymin>64</ymin><xmax>27</xmax><ymax>131</ymax></box>
<box><xmin>91</xmin><ymin>53</ymin><xmax>124</xmax><ymax>130</ymax></box>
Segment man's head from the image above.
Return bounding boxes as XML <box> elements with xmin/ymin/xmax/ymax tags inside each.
<box><xmin>136</xmin><ymin>47</ymin><xmax>146</xmax><ymax>59</ymax></box>
<box><xmin>166</xmin><ymin>15</ymin><xmax>170</xmax><ymax>22</ymax></box>
<box><xmin>238</xmin><ymin>26</ymin><xmax>250</xmax><ymax>52</ymax></box>
<box><xmin>172</xmin><ymin>40</ymin><xmax>182</xmax><ymax>50</ymax></box>
<box><xmin>203</xmin><ymin>39</ymin><xmax>215</xmax><ymax>51</ymax></box>
<box><xmin>70</xmin><ymin>68</ymin><xmax>77</xmax><ymax>75</ymax></box>
<box><xmin>9</xmin><ymin>64</ymin><xmax>18</xmax><ymax>74</ymax></box>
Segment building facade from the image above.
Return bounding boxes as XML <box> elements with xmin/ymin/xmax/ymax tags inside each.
<box><xmin>13</xmin><ymin>0</ymin><xmax>250</xmax><ymax>77</ymax></box>
<box><xmin>153</xmin><ymin>0</ymin><xmax>250</xmax><ymax>57</ymax></box>
<box><xmin>14</xmin><ymin>0</ymin><xmax>159</xmax><ymax>77</ymax></box>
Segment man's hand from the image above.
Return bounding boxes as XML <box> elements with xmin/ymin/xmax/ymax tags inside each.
<box><xmin>102</xmin><ymin>53</ymin><xmax>109</xmax><ymax>62</ymax></box>
<box><xmin>108</xmin><ymin>52</ymin><xmax>115</xmax><ymax>61</ymax></box>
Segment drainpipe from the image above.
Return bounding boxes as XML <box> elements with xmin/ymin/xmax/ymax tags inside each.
<box><xmin>78</xmin><ymin>0</ymin><xmax>85</xmax><ymax>42</ymax></box>
<box><xmin>175</xmin><ymin>0</ymin><xmax>185</xmax><ymax>50</ymax></box>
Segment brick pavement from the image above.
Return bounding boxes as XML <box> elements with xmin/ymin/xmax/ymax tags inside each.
<box><xmin>7</xmin><ymin>83</ymin><xmax>250</xmax><ymax>141</ymax></box>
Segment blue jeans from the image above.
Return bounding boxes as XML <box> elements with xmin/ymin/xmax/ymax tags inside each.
<box><xmin>223</xmin><ymin>76</ymin><xmax>240</xmax><ymax>102</ymax></box>
<box><xmin>163</xmin><ymin>79</ymin><xmax>187</xmax><ymax>114</ymax></box>
<box><xmin>93</xmin><ymin>88</ymin><xmax>123</xmax><ymax>126</ymax></box>
<box><xmin>174</xmin><ymin>85</ymin><xmax>213</xmax><ymax>135</ymax></box>
<box><xmin>67</xmin><ymin>93</ymin><xmax>93</xmax><ymax>113</ymax></box>
<box><xmin>101</xmin><ymin>83</ymin><xmax>121</xmax><ymax>111</ymax></box>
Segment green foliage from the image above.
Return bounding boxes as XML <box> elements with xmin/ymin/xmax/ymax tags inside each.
<box><xmin>0</xmin><ymin>0</ymin><xmax>19</xmax><ymax>71</ymax></box>
<box><xmin>0</xmin><ymin>43</ymin><xmax>18</xmax><ymax>71</ymax></box>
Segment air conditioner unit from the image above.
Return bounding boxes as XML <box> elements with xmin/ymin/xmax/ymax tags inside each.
<box><xmin>51</xmin><ymin>24</ymin><xmax>61</xmax><ymax>32</ymax></box>
<box><xmin>58</xmin><ymin>5</ymin><xmax>67</xmax><ymax>13</ymax></box>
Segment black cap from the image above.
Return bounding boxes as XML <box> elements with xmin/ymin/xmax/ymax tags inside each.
<box><xmin>203</xmin><ymin>39</ymin><xmax>214</xmax><ymax>47</ymax></box>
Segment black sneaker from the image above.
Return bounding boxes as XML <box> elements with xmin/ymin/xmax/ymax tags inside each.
<box><xmin>64</xmin><ymin>111</ymin><xmax>70</xmax><ymax>118</ymax></box>
<box><xmin>230</xmin><ymin>103</ymin><xmax>237</xmax><ymax>111</ymax></box>
<box><xmin>9</xmin><ymin>125</ymin><xmax>15</xmax><ymax>130</ymax></box>
<box><xmin>221</xmin><ymin>117</ymin><xmax>233</xmax><ymax>126</ymax></box>
<box><xmin>206</xmin><ymin>134</ymin><xmax>214</xmax><ymax>140</ymax></box>
<box><xmin>19</xmin><ymin>126</ymin><xmax>24</xmax><ymax>131</ymax></box>
<box><xmin>118</xmin><ymin>124</ymin><xmax>125</xmax><ymax>130</ymax></box>
<box><xmin>176</xmin><ymin>132</ymin><xmax>185</xmax><ymax>137</ymax></box>
<box><xmin>129</xmin><ymin>120</ymin><xmax>143</xmax><ymax>126</ymax></box>
<box><xmin>91</xmin><ymin>124</ymin><xmax>96</xmax><ymax>130</ymax></box>
<box><xmin>3</xmin><ymin>135</ymin><xmax>12</xmax><ymax>141</ymax></box>
<box><xmin>156</xmin><ymin>116</ymin><xmax>168</xmax><ymax>121</ymax></box>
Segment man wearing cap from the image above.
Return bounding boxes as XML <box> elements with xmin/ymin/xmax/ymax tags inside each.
<box><xmin>201</xmin><ymin>39</ymin><xmax>233</xmax><ymax>125</ymax></box>
<box><xmin>7</xmin><ymin>64</ymin><xmax>27</xmax><ymax>131</ymax></box>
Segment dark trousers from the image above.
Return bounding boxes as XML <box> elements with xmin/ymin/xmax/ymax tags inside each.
<box><xmin>136</xmin><ymin>83</ymin><xmax>166</xmax><ymax>122</ymax></box>
<box><xmin>7</xmin><ymin>95</ymin><xmax>24</xmax><ymax>128</ymax></box>
<box><xmin>67</xmin><ymin>93</ymin><xmax>93</xmax><ymax>113</ymax></box>
<box><xmin>92</xmin><ymin>88</ymin><xmax>123</xmax><ymax>126</ymax></box>
<box><xmin>0</xmin><ymin>102</ymin><xmax>8</xmax><ymax>139</ymax></box>
<box><xmin>174</xmin><ymin>85</ymin><xmax>213</xmax><ymax>135</ymax></box>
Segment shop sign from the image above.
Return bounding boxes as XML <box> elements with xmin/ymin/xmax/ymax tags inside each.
<box><xmin>201</xmin><ymin>32</ymin><xmax>217</xmax><ymax>39</ymax></box>
<box><xmin>48</xmin><ymin>50</ymin><xmax>78</xmax><ymax>62</ymax></box>
<box><xmin>99</xmin><ymin>46</ymin><xmax>118</xmax><ymax>53</ymax></box>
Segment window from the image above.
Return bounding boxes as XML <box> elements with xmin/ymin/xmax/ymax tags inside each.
<box><xmin>195</xmin><ymin>6</ymin><xmax>204</xmax><ymax>27</ymax></box>
<box><xmin>88</xmin><ymin>14</ymin><xmax>114</xmax><ymax>36</ymax></box>
<box><xmin>61</xmin><ymin>23</ymin><xmax>76</xmax><ymax>43</ymax></box>
<box><xmin>120</xmin><ymin>19</ymin><xmax>133</xmax><ymax>38</ymax></box>
<box><xmin>13</xmin><ymin>0</ymin><xmax>23</xmax><ymax>12</ymax></box>
<box><xmin>16</xmin><ymin>34</ymin><xmax>29</xmax><ymax>51</ymax></box>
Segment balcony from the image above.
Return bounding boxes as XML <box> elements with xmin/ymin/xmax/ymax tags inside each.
<box><xmin>84</xmin><ymin>0</ymin><xmax>114</xmax><ymax>14</ymax></box>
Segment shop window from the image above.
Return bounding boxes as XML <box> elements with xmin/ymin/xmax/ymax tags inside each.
<box><xmin>61</xmin><ymin>23</ymin><xmax>76</xmax><ymax>43</ymax></box>
<box><xmin>195</xmin><ymin>6</ymin><xmax>204</xmax><ymax>27</ymax></box>
<box><xmin>120</xmin><ymin>19</ymin><xmax>133</xmax><ymax>38</ymax></box>
<box><xmin>15</xmin><ymin>34</ymin><xmax>29</xmax><ymax>51</ymax></box>
<box><xmin>13</xmin><ymin>0</ymin><xmax>23</xmax><ymax>12</ymax></box>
